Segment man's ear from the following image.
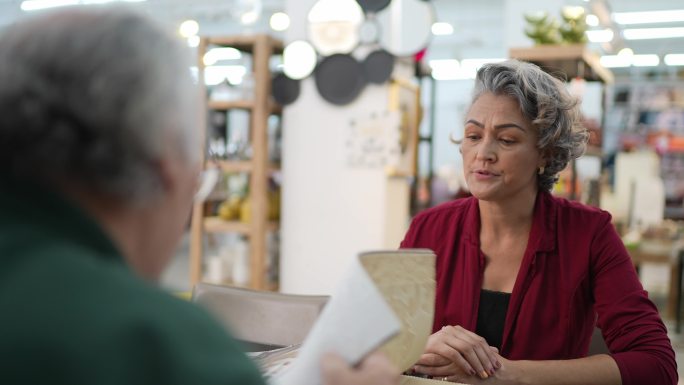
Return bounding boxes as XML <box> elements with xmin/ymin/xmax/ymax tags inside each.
<box><xmin>153</xmin><ymin>157</ymin><xmax>176</xmax><ymax>193</ymax></box>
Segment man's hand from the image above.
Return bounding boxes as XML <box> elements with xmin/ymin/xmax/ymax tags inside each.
<box><xmin>321</xmin><ymin>351</ymin><xmax>400</xmax><ymax>385</ymax></box>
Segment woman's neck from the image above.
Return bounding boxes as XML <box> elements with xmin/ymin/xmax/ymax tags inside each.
<box><xmin>478</xmin><ymin>188</ymin><xmax>539</xmax><ymax>239</ymax></box>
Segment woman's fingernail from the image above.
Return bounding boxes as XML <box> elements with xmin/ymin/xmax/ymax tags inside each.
<box><xmin>481</xmin><ymin>371</ymin><xmax>489</xmax><ymax>379</ymax></box>
<box><xmin>469</xmin><ymin>369</ymin><xmax>476</xmax><ymax>376</ymax></box>
<box><xmin>489</xmin><ymin>368</ymin><xmax>496</xmax><ymax>376</ymax></box>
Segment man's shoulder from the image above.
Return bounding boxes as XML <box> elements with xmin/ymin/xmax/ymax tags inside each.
<box><xmin>0</xmin><ymin>245</ymin><xmax>264</xmax><ymax>385</ymax></box>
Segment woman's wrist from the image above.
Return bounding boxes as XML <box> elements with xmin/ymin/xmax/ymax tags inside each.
<box><xmin>492</xmin><ymin>358</ymin><xmax>528</xmax><ymax>385</ymax></box>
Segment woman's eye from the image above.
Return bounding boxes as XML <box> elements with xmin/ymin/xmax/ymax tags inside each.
<box><xmin>466</xmin><ymin>135</ymin><xmax>480</xmax><ymax>141</ymax></box>
<box><xmin>500</xmin><ymin>138</ymin><xmax>516</xmax><ymax>145</ymax></box>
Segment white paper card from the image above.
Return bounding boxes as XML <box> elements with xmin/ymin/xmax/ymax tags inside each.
<box><xmin>272</xmin><ymin>256</ymin><xmax>402</xmax><ymax>385</ymax></box>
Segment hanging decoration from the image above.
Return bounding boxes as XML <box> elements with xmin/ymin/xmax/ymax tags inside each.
<box><xmin>315</xmin><ymin>54</ymin><xmax>367</xmax><ymax>105</ymax></box>
<box><xmin>363</xmin><ymin>49</ymin><xmax>394</xmax><ymax>84</ymax></box>
<box><xmin>356</xmin><ymin>0</ymin><xmax>392</xmax><ymax>13</ymax></box>
<box><xmin>270</xmin><ymin>0</ymin><xmax>435</xmax><ymax>106</ymax></box>
<box><xmin>271</xmin><ymin>72</ymin><xmax>301</xmax><ymax>106</ymax></box>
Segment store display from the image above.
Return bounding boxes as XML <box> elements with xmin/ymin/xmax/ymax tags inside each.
<box><xmin>376</xmin><ymin>0</ymin><xmax>434</xmax><ymax>57</ymax></box>
<box><xmin>363</xmin><ymin>49</ymin><xmax>394</xmax><ymax>84</ymax></box>
<box><xmin>307</xmin><ymin>0</ymin><xmax>363</xmax><ymax>56</ymax></box>
<box><xmin>604</xmin><ymin>81</ymin><xmax>684</xmax><ymax>219</ymax></box>
<box><xmin>314</xmin><ymin>54</ymin><xmax>366</xmax><ymax>105</ymax></box>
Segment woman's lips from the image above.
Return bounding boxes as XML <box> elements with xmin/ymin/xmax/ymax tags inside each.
<box><xmin>472</xmin><ymin>169</ymin><xmax>500</xmax><ymax>180</ymax></box>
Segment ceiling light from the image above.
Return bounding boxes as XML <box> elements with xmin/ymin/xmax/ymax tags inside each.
<box><xmin>623</xmin><ymin>27</ymin><xmax>684</xmax><ymax>40</ymax></box>
<box><xmin>600</xmin><ymin>54</ymin><xmax>659</xmax><ymax>68</ymax></box>
<box><xmin>613</xmin><ymin>9</ymin><xmax>684</xmax><ymax>25</ymax></box>
<box><xmin>586</xmin><ymin>29</ymin><xmax>614</xmax><ymax>43</ymax></box>
<box><xmin>21</xmin><ymin>0</ymin><xmax>145</xmax><ymax>11</ymax></box>
<box><xmin>429</xmin><ymin>58</ymin><xmax>505</xmax><ymax>80</ymax></box>
<box><xmin>431</xmin><ymin>22</ymin><xmax>454</xmax><ymax>36</ymax></box>
<box><xmin>187</xmin><ymin>36</ymin><xmax>200</xmax><ymax>48</ymax></box>
<box><xmin>270</xmin><ymin>12</ymin><xmax>290</xmax><ymax>31</ymax></box>
<box><xmin>202</xmin><ymin>47</ymin><xmax>242</xmax><ymax>66</ymax></box>
<box><xmin>600</xmin><ymin>55</ymin><xmax>630</xmax><ymax>68</ymax></box>
<box><xmin>664</xmin><ymin>54</ymin><xmax>684</xmax><ymax>66</ymax></box>
<box><xmin>631</xmin><ymin>54</ymin><xmax>659</xmax><ymax>67</ymax></box>
<box><xmin>179</xmin><ymin>19</ymin><xmax>199</xmax><ymax>38</ymax></box>
<box><xmin>617</xmin><ymin>48</ymin><xmax>633</xmax><ymax>57</ymax></box>
<box><xmin>585</xmin><ymin>14</ymin><xmax>599</xmax><ymax>27</ymax></box>
<box><xmin>460</xmin><ymin>58</ymin><xmax>506</xmax><ymax>78</ymax></box>
<box><xmin>21</xmin><ymin>0</ymin><xmax>76</xmax><ymax>10</ymax></box>
<box><xmin>283</xmin><ymin>40</ymin><xmax>317</xmax><ymax>80</ymax></box>
<box><xmin>429</xmin><ymin>59</ymin><xmax>461</xmax><ymax>80</ymax></box>
<box><xmin>241</xmin><ymin>10</ymin><xmax>259</xmax><ymax>25</ymax></box>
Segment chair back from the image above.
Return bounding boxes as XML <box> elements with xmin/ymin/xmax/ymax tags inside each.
<box><xmin>192</xmin><ymin>283</ymin><xmax>329</xmax><ymax>351</ymax></box>
<box><xmin>587</xmin><ymin>327</ymin><xmax>610</xmax><ymax>355</ymax></box>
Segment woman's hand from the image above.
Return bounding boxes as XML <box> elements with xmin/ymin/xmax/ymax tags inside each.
<box><xmin>413</xmin><ymin>325</ymin><xmax>501</xmax><ymax>380</ymax></box>
<box><xmin>321</xmin><ymin>351</ymin><xmax>400</xmax><ymax>385</ymax></box>
<box><xmin>416</xmin><ymin>354</ymin><xmax>517</xmax><ymax>384</ymax></box>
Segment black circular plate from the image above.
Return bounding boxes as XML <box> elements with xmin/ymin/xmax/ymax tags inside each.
<box><xmin>314</xmin><ymin>54</ymin><xmax>367</xmax><ymax>106</ymax></box>
<box><xmin>363</xmin><ymin>49</ymin><xmax>394</xmax><ymax>84</ymax></box>
<box><xmin>356</xmin><ymin>0</ymin><xmax>392</xmax><ymax>13</ymax></box>
<box><xmin>271</xmin><ymin>72</ymin><xmax>300</xmax><ymax>105</ymax></box>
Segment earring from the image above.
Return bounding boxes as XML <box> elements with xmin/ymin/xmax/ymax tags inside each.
<box><xmin>538</xmin><ymin>166</ymin><xmax>545</xmax><ymax>175</ymax></box>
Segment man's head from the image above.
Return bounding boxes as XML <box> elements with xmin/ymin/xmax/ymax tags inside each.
<box><xmin>0</xmin><ymin>7</ymin><xmax>202</xmax><ymax>279</ymax></box>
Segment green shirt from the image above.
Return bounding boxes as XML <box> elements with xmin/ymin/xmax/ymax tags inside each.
<box><xmin>0</xmin><ymin>177</ymin><xmax>266</xmax><ymax>385</ymax></box>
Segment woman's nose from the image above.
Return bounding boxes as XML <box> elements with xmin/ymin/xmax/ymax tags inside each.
<box><xmin>475</xmin><ymin>138</ymin><xmax>497</xmax><ymax>162</ymax></box>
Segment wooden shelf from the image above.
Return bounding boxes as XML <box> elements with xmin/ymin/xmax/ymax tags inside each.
<box><xmin>204</xmin><ymin>217</ymin><xmax>279</xmax><ymax>234</ymax></box>
<box><xmin>208</xmin><ymin>99</ymin><xmax>282</xmax><ymax>115</ymax></box>
<box><xmin>204</xmin><ymin>217</ymin><xmax>251</xmax><ymax>234</ymax></box>
<box><xmin>208</xmin><ymin>100</ymin><xmax>253</xmax><ymax>110</ymax></box>
<box><xmin>215</xmin><ymin>160</ymin><xmax>280</xmax><ymax>173</ymax></box>
<box><xmin>509</xmin><ymin>44</ymin><xmax>614</xmax><ymax>84</ymax></box>
<box><xmin>191</xmin><ymin>34</ymin><xmax>283</xmax><ymax>291</ymax></box>
<box><xmin>205</xmin><ymin>35</ymin><xmax>284</xmax><ymax>54</ymax></box>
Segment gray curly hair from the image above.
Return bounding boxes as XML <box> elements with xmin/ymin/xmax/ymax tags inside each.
<box><xmin>0</xmin><ymin>7</ymin><xmax>199</xmax><ymax>202</ymax></box>
<box><xmin>468</xmin><ymin>60</ymin><xmax>587</xmax><ymax>191</ymax></box>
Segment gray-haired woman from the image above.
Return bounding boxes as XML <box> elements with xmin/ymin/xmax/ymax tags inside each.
<box><xmin>402</xmin><ymin>60</ymin><xmax>676</xmax><ymax>384</ymax></box>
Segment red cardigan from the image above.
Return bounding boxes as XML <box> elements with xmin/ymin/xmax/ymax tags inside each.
<box><xmin>401</xmin><ymin>192</ymin><xmax>677</xmax><ymax>385</ymax></box>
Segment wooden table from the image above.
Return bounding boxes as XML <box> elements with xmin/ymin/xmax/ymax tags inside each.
<box><xmin>401</xmin><ymin>375</ymin><xmax>467</xmax><ymax>385</ymax></box>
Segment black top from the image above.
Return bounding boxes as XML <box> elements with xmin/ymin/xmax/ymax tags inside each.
<box><xmin>475</xmin><ymin>289</ymin><xmax>512</xmax><ymax>350</ymax></box>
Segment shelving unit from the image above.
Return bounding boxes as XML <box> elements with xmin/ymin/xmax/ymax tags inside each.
<box><xmin>510</xmin><ymin>44</ymin><xmax>613</xmax><ymax>202</ymax></box>
<box><xmin>509</xmin><ymin>44</ymin><xmax>614</xmax><ymax>84</ymax></box>
<box><xmin>190</xmin><ymin>34</ymin><xmax>283</xmax><ymax>291</ymax></box>
<box><xmin>605</xmin><ymin>80</ymin><xmax>684</xmax><ymax>219</ymax></box>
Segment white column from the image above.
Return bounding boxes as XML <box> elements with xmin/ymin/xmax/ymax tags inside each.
<box><xmin>280</xmin><ymin>0</ymin><xmax>409</xmax><ymax>294</ymax></box>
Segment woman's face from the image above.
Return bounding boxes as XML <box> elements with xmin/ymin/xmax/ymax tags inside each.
<box><xmin>461</xmin><ymin>92</ymin><xmax>543</xmax><ymax>203</ymax></box>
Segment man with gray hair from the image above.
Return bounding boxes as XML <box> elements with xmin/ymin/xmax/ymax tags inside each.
<box><xmin>0</xmin><ymin>7</ymin><xmax>398</xmax><ymax>385</ymax></box>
